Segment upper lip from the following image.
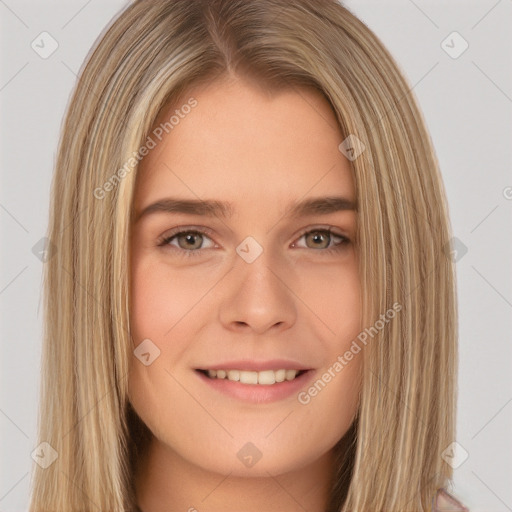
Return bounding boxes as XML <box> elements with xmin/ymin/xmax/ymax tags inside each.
<box><xmin>196</xmin><ymin>359</ymin><xmax>312</xmax><ymax>371</ymax></box>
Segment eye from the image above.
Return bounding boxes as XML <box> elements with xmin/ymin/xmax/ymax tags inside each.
<box><xmin>157</xmin><ymin>226</ymin><xmax>351</xmax><ymax>258</ymax></box>
<box><xmin>157</xmin><ymin>228</ymin><xmax>215</xmax><ymax>257</ymax></box>
<box><xmin>292</xmin><ymin>228</ymin><xmax>350</xmax><ymax>254</ymax></box>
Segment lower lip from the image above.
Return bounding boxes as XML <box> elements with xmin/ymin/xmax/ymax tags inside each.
<box><xmin>195</xmin><ymin>370</ymin><xmax>315</xmax><ymax>404</ymax></box>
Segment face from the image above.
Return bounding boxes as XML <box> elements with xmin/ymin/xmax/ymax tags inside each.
<box><xmin>128</xmin><ymin>75</ymin><xmax>363</xmax><ymax>478</ymax></box>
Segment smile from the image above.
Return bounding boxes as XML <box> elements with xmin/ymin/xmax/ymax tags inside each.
<box><xmin>195</xmin><ymin>367</ymin><xmax>315</xmax><ymax>403</ymax></box>
<box><xmin>197</xmin><ymin>368</ymin><xmax>307</xmax><ymax>385</ymax></box>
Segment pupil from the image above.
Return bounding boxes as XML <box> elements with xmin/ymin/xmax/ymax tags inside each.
<box><xmin>311</xmin><ymin>232</ymin><xmax>328</xmax><ymax>248</ymax></box>
<box><xmin>184</xmin><ymin>234</ymin><xmax>200</xmax><ymax>248</ymax></box>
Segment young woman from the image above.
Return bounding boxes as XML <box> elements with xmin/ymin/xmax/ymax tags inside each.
<box><xmin>29</xmin><ymin>1</ymin><xmax>468</xmax><ymax>510</ymax></box>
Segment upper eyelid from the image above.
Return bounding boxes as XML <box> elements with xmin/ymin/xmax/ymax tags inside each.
<box><xmin>292</xmin><ymin>229</ymin><xmax>349</xmax><ymax>246</ymax></box>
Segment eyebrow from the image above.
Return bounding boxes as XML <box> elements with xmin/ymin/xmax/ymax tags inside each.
<box><xmin>134</xmin><ymin>195</ymin><xmax>356</xmax><ymax>223</ymax></box>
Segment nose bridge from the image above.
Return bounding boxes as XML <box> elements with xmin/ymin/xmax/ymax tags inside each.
<box><xmin>217</xmin><ymin>235</ymin><xmax>296</xmax><ymax>333</ymax></box>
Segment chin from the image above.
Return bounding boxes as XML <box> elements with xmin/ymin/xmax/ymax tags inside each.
<box><xmin>181</xmin><ymin>436</ymin><xmax>333</xmax><ymax>479</ymax></box>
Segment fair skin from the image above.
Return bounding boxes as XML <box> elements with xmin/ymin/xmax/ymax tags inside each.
<box><xmin>129</xmin><ymin>74</ymin><xmax>363</xmax><ymax>512</ymax></box>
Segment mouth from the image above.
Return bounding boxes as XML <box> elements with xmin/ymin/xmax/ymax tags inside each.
<box><xmin>195</xmin><ymin>368</ymin><xmax>309</xmax><ymax>385</ymax></box>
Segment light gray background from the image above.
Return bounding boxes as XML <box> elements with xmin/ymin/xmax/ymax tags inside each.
<box><xmin>1</xmin><ymin>1</ymin><xmax>511</xmax><ymax>511</ymax></box>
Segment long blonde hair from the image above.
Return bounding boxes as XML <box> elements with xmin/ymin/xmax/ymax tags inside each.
<box><xmin>30</xmin><ymin>0</ymin><xmax>458</xmax><ymax>510</ymax></box>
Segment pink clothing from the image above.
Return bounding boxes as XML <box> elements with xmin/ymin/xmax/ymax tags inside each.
<box><xmin>433</xmin><ymin>488</ymin><xmax>469</xmax><ymax>511</ymax></box>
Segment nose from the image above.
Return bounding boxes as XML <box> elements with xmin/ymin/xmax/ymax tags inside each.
<box><xmin>217</xmin><ymin>246</ymin><xmax>297</xmax><ymax>335</ymax></box>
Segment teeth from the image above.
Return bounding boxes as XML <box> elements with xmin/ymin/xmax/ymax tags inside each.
<box><xmin>204</xmin><ymin>368</ymin><xmax>301</xmax><ymax>385</ymax></box>
<box><xmin>239</xmin><ymin>371</ymin><xmax>258</xmax><ymax>384</ymax></box>
<box><xmin>258</xmin><ymin>370</ymin><xmax>275</xmax><ymax>385</ymax></box>
<box><xmin>275</xmin><ymin>369</ymin><xmax>286</xmax><ymax>383</ymax></box>
<box><xmin>227</xmin><ymin>369</ymin><xmax>240</xmax><ymax>381</ymax></box>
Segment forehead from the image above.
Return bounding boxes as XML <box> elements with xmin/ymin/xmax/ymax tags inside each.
<box><xmin>134</xmin><ymin>76</ymin><xmax>354</xmax><ymax>207</ymax></box>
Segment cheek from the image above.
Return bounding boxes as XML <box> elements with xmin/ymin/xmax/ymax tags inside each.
<box><xmin>128</xmin><ymin>255</ymin><xmax>217</xmax><ymax>429</ymax></box>
<box><xmin>297</xmin><ymin>255</ymin><xmax>361</xmax><ymax>338</ymax></box>
<box><xmin>294</xmin><ymin>257</ymin><xmax>362</xmax><ymax>429</ymax></box>
<box><xmin>303</xmin><ymin>355</ymin><xmax>362</xmax><ymax>419</ymax></box>
<box><xmin>289</xmin><ymin>352</ymin><xmax>362</xmax><ymax>465</ymax></box>
<box><xmin>129</xmin><ymin>255</ymin><xmax>211</xmax><ymax>342</ymax></box>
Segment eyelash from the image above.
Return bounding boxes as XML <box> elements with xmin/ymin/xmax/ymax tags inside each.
<box><xmin>157</xmin><ymin>226</ymin><xmax>351</xmax><ymax>259</ymax></box>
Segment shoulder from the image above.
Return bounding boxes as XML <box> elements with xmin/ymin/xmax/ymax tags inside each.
<box><xmin>433</xmin><ymin>488</ymin><xmax>469</xmax><ymax>511</ymax></box>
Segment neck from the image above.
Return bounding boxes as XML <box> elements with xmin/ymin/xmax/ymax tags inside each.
<box><xmin>135</xmin><ymin>436</ymin><xmax>335</xmax><ymax>512</ymax></box>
